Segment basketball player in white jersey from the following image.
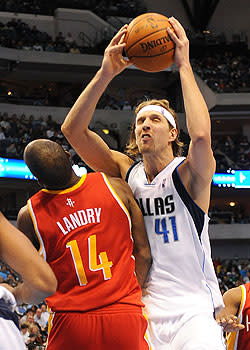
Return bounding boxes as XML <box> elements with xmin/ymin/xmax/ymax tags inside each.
<box><xmin>62</xmin><ymin>17</ymin><xmax>226</xmax><ymax>349</ymax></box>
<box><xmin>0</xmin><ymin>211</ymin><xmax>57</xmax><ymax>349</ymax></box>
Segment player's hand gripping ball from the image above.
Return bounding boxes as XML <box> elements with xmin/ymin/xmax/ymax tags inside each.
<box><xmin>124</xmin><ymin>13</ymin><xmax>175</xmax><ymax>73</ymax></box>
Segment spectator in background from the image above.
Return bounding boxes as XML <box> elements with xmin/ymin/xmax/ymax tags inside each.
<box><xmin>20</xmin><ymin>323</ymin><xmax>30</xmax><ymax>344</ymax></box>
<box><xmin>45</xmin><ymin>40</ymin><xmax>55</xmax><ymax>52</ymax></box>
<box><xmin>33</xmin><ymin>42</ymin><xmax>43</xmax><ymax>51</ymax></box>
<box><xmin>69</xmin><ymin>41</ymin><xmax>80</xmax><ymax>54</ymax></box>
<box><xmin>240</xmin><ymin>265</ymin><xmax>249</xmax><ymax>282</ymax></box>
<box><xmin>20</xmin><ymin>309</ymin><xmax>36</xmax><ymax>325</ymax></box>
<box><xmin>34</xmin><ymin>307</ymin><xmax>47</xmax><ymax>331</ymax></box>
<box><xmin>65</xmin><ymin>32</ymin><xmax>74</xmax><ymax>48</ymax></box>
<box><xmin>0</xmin><ymin>126</ymin><xmax>6</xmax><ymax>140</ymax></box>
<box><xmin>40</xmin><ymin>303</ymin><xmax>49</xmax><ymax>325</ymax></box>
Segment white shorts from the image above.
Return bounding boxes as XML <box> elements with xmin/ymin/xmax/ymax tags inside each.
<box><xmin>0</xmin><ymin>317</ymin><xmax>26</xmax><ymax>350</ymax></box>
<box><xmin>146</xmin><ymin>312</ymin><xmax>226</xmax><ymax>350</ymax></box>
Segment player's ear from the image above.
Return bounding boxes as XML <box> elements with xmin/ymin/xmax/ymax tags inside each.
<box><xmin>64</xmin><ymin>150</ymin><xmax>72</xmax><ymax>160</ymax></box>
<box><xmin>169</xmin><ymin>127</ymin><xmax>178</xmax><ymax>141</ymax></box>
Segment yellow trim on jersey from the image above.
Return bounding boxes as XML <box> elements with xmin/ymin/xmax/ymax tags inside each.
<box><xmin>101</xmin><ymin>173</ymin><xmax>132</xmax><ymax>231</ymax></box>
<box><xmin>226</xmin><ymin>285</ymin><xmax>246</xmax><ymax>350</ymax></box>
<box><xmin>41</xmin><ymin>174</ymin><xmax>87</xmax><ymax>194</ymax></box>
<box><xmin>27</xmin><ymin>199</ymin><xmax>46</xmax><ymax>260</ymax></box>
<box><xmin>47</xmin><ymin>310</ymin><xmax>55</xmax><ymax>335</ymax></box>
<box><xmin>143</xmin><ymin>311</ymin><xmax>152</xmax><ymax>350</ymax></box>
<box><xmin>239</xmin><ymin>284</ymin><xmax>246</xmax><ymax>314</ymax></box>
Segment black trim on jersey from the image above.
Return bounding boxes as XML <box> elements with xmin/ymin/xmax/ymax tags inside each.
<box><xmin>172</xmin><ymin>167</ymin><xmax>205</xmax><ymax>240</ymax></box>
<box><xmin>0</xmin><ymin>298</ymin><xmax>19</xmax><ymax>329</ymax></box>
<box><xmin>125</xmin><ymin>160</ymin><xmax>141</xmax><ymax>183</ymax></box>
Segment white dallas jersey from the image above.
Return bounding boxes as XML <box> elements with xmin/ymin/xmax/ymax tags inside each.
<box><xmin>126</xmin><ymin>157</ymin><xmax>224</xmax><ymax>319</ymax></box>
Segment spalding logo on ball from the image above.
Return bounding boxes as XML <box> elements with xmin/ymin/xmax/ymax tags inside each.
<box><xmin>124</xmin><ymin>13</ymin><xmax>175</xmax><ymax>73</ymax></box>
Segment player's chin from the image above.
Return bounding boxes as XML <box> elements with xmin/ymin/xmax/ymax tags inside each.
<box><xmin>139</xmin><ymin>145</ymin><xmax>152</xmax><ymax>155</ymax></box>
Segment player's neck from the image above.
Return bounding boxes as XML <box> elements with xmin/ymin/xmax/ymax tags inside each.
<box><xmin>44</xmin><ymin>174</ymin><xmax>81</xmax><ymax>190</ymax></box>
<box><xmin>143</xmin><ymin>153</ymin><xmax>175</xmax><ymax>183</ymax></box>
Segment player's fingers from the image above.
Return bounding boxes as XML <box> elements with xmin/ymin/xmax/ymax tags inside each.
<box><xmin>108</xmin><ymin>26</ymin><xmax>128</xmax><ymax>47</ymax></box>
<box><xmin>166</xmin><ymin>25</ymin><xmax>180</xmax><ymax>45</ymax></box>
<box><xmin>168</xmin><ymin>17</ymin><xmax>185</xmax><ymax>33</ymax></box>
<box><xmin>118</xmin><ymin>33</ymin><xmax>126</xmax><ymax>45</ymax></box>
<box><xmin>238</xmin><ymin>324</ymin><xmax>245</xmax><ymax>329</ymax></box>
<box><xmin>108</xmin><ymin>42</ymin><xmax>126</xmax><ymax>55</ymax></box>
<box><xmin>168</xmin><ymin>17</ymin><xmax>187</xmax><ymax>41</ymax></box>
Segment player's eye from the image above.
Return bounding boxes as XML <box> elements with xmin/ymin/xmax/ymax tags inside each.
<box><xmin>137</xmin><ymin>118</ymin><xmax>144</xmax><ymax>125</ymax></box>
<box><xmin>152</xmin><ymin>117</ymin><xmax>160</xmax><ymax>122</ymax></box>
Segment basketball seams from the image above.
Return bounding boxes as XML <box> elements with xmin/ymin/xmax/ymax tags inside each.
<box><xmin>125</xmin><ymin>28</ymin><xmax>172</xmax><ymax>54</ymax></box>
<box><xmin>126</xmin><ymin>13</ymin><xmax>168</xmax><ymax>42</ymax></box>
<box><xmin>129</xmin><ymin>47</ymin><xmax>174</xmax><ymax>59</ymax></box>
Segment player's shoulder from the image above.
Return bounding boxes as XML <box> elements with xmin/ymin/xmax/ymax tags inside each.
<box><xmin>106</xmin><ymin>175</ymin><xmax>134</xmax><ymax>201</ymax></box>
<box><xmin>17</xmin><ymin>204</ymin><xmax>31</xmax><ymax>224</ymax></box>
<box><xmin>17</xmin><ymin>204</ymin><xmax>29</xmax><ymax>217</ymax></box>
<box><xmin>111</xmin><ymin>150</ymin><xmax>134</xmax><ymax>179</ymax></box>
<box><xmin>106</xmin><ymin>175</ymin><xmax>131</xmax><ymax>190</ymax></box>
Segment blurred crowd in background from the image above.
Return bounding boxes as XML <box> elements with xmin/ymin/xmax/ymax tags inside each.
<box><xmin>0</xmin><ymin>16</ymin><xmax>249</xmax><ymax>94</ymax></box>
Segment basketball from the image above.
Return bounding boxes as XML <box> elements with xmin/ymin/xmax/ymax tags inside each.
<box><xmin>124</xmin><ymin>13</ymin><xmax>175</xmax><ymax>73</ymax></box>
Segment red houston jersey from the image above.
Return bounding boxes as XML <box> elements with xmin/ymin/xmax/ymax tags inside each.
<box><xmin>28</xmin><ymin>172</ymin><xmax>143</xmax><ymax>312</ymax></box>
<box><xmin>227</xmin><ymin>282</ymin><xmax>250</xmax><ymax>350</ymax></box>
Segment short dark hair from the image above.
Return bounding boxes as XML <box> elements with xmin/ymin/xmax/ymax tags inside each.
<box><xmin>24</xmin><ymin>139</ymin><xmax>73</xmax><ymax>188</ymax></box>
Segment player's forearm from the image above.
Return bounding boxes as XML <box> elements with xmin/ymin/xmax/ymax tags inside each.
<box><xmin>13</xmin><ymin>273</ymin><xmax>57</xmax><ymax>305</ymax></box>
<box><xmin>179</xmin><ymin>63</ymin><xmax>212</xmax><ymax>143</ymax></box>
<box><xmin>62</xmin><ymin>68</ymin><xmax>112</xmax><ymax>138</ymax></box>
<box><xmin>134</xmin><ymin>248</ymin><xmax>152</xmax><ymax>288</ymax></box>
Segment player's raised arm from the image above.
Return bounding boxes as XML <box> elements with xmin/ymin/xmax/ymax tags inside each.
<box><xmin>62</xmin><ymin>26</ymin><xmax>132</xmax><ymax>178</ymax></box>
<box><xmin>168</xmin><ymin>17</ymin><xmax>215</xmax><ymax>212</ymax></box>
<box><xmin>0</xmin><ymin>211</ymin><xmax>57</xmax><ymax>305</ymax></box>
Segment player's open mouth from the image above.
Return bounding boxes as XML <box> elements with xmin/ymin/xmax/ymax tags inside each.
<box><xmin>142</xmin><ymin>134</ymin><xmax>151</xmax><ymax>139</ymax></box>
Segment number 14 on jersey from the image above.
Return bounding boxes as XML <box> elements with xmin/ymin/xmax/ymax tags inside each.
<box><xmin>66</xmin><ymin>234</ymin><xmax>113</xmax><ymax>286</ymax></box>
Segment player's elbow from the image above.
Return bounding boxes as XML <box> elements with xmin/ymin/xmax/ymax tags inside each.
<box><xmin>35</xmin><ymin>270</ymin><xmax>57</xmax><ymax>299</ymax></box>
<box><xmin>43</xmin><ymin>271</ymin><xmax>57</xmax><ymax>296</ymax></box>
<box><xmin>192</xmin><ymin>133</ymin><xmax>211</xmax><ymax>145</ymax></box>
<box><xmin>61</xmin><ymin>121</ymin><xmax>88</xmax><ymax>146</ymax></box>
<box><xmin>61</xmin><ymin>121</ymin><xmax>71</xmax><ymax>139</ymax></box>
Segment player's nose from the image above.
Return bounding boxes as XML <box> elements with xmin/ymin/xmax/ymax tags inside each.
<box><xmin>142</xmin><ymin>119</ymin><xmax>151</xmax><ymax>130</ymax></box>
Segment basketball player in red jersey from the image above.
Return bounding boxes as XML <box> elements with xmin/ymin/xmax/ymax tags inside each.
<box><xmin>216</xmin><ymin>283</ymin><xmax>249</xmax><ymax>350</ymax></box>
<box><xmin>17</xmin><ymin>139</ymin><xmax>151</xmax><ymax>350</ymax></box>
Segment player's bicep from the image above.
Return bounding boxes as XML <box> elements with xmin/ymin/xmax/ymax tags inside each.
<box><xmin>223</xmin><ymin>287</ymin><xmax>242</xmax><ymax>316</ymax></box>
<box><xmin>65</xmin><ymin>128</ymin><xmax>124</xmax><ymax>177</ymax></box>
<box><xmin>187</xmin><ymin>139</ymin><xmax>216</xmax><ymax>182</ymax></box>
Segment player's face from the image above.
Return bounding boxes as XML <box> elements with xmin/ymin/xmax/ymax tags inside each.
<box><xmin>135</xmin><ymin>111</ymin><xmax>174</xmax><ymax>155</ymax></box>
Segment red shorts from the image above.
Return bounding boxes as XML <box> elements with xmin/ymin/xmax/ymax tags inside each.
<box><xmin>47</xmin><ymin>306</ymin><xmax>149</xmax><ymax>350</ymax></box>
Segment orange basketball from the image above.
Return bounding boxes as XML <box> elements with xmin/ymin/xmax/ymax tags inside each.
<box><xmin>124</xmin><ymin>13</ymin><xmax>175</xmax><ymax>73</ymax></box>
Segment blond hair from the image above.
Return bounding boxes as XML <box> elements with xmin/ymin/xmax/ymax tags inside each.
<box><xmin>125</xmin><ymin>99</ymin><xmax>184</xmax><ymax>158</ymax></box>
